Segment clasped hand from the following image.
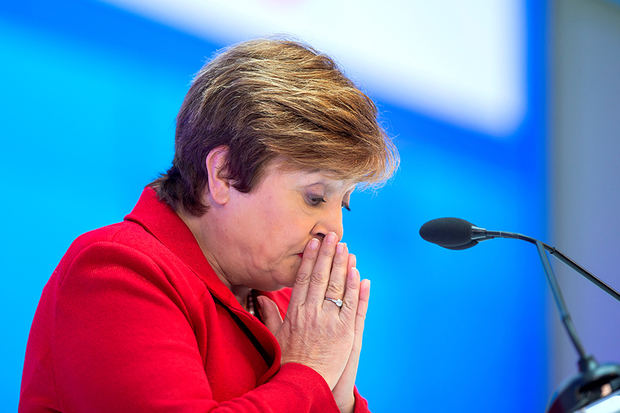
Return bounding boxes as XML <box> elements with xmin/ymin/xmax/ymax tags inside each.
<box><xmin>258</xmin><ymin>232</ymin><xmax>370</xmax><ymax>413</ymax></box>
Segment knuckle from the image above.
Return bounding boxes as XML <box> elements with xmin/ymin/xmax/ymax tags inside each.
<box><xmin>340</xmin><ymin>300</ymin><xmax>355</xmax><ymax>313</ymax></box>
<box><xmin>310</xmin><ymin>270</ymin><xmax>326</xmax><ymax>283</ymax></box>
<box><xmin>347</xmin><ymin>276</ymin><xmax>360</xmax><ymax>290</ymax></box>
<box><xmin>295</xmin><ymin>270</ymin><xmax>311</xmax><ymax>285</ymax></box>
<box><xmin>325</xmin><ymin>283</ymin><xmax>345</xmax><ymax>298</ymax></box>
<box><xmin>331</xmin><ymin>260</ymin><xmax>346</xmax><ymax>273</ymax></box>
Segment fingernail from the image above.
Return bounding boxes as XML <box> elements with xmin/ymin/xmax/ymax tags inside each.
<box><xmin>326</xmin><ymin>232</ymin><xmax>337</xmax><ymax>244</ymax></box>
<box><xmin>336</xmin><ymin>243</ymin><xmax>345</xmax><ymax>254</ymax></box>
<box><xmin>309</xmin><ymin>238</ymin><xmax>319</xmax><ymax>250</ymax></box>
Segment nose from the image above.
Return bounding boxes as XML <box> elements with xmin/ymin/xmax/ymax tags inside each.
<box><xmin>311</xmin><ymin>205</ymin><xmax>344</xmax><ymax>242</ymax></box>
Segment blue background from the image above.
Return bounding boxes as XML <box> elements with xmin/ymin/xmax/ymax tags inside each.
<box><xmin>1</xmin><ymin>0</ymin><xmax>549</xmax><ymax>411</ymax></box>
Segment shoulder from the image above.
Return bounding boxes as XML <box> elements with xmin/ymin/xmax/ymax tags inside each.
<box><xmin>69</xmin><ymin>219</ymin><xmax>161</xmax><ymax>256</ymax></box>
<box><xmin>55</xmin><ymin>220</ymin><xmax>173</xmax><ymax>288</ymax></box>
<box><xmin>49</xmin><ymin>219</ymin><xmax>206</xmax><ymax>326</ymax></box>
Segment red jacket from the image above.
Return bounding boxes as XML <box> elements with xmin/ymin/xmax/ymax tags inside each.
<box><xmin>20</xmin><ymin>188</ymin><xmax>370</xmax><ymax>412</ymax></box>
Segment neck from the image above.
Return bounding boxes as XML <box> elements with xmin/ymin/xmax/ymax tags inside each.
<box><xmin>176</xmin><ymin>207</ymin><xmax>251</xmax><ymax>309</ymax></box>
<box><xmin>231</xmin><ymin>285</ymin><xmax>252</xmax><ymax>311</ymax></box>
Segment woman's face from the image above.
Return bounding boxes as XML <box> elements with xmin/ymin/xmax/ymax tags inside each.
<box><xmin>210</xmin><ymin>161</ymin><xmax>354</xmax><ymax>291</ymax></box>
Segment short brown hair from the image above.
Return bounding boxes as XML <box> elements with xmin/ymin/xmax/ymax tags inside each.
<box><xmin>150</xmin><ymin>39</ymin><xmax>399</xmax><ymax>216</ymax></box>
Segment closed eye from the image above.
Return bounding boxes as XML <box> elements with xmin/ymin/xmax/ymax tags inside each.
<box><xmin>305</xmin><ymin>194</ymin><xmax>350</xmax><ymax>211</ymax></box>
<box><xmin>306</xmin><ymin>196</ymin><xmax>327</xmax><ymax>206</ymax></box>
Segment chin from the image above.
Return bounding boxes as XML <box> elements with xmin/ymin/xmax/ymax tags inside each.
<box><xmin>249</xmin><ymin>271</ymin><xmax>291</xmax><ymax>292</ymax></box>
<box><xmin>269</xmin><ymin>270</ymin><xmax>298</xmax><ymax>291</ymax></box>
<box><xmin>256</xmin><ymin>259</ymin><xmax>300</xmax><ymax>291</ymax></box>
<box><xmin>267</xmin><ymin>274</ymin><xmax>296</xmax><ymax>291</ymax></box>
<box><xmin>280</xmin><ymin>277</ymin><xmax>296</xmax><ymax>289</ymax></box>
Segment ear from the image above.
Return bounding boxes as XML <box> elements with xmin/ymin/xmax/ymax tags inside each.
<box><xmin>205</xmin><ymin>146</ymin><xmax>231</xmax><ymax>206</ymax></box>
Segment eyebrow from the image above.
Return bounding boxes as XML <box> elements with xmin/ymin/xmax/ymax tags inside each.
<box><xmin>306</xmin><ymin>181</ymin><xmax>356</xmax><ymax>194</ymax></box>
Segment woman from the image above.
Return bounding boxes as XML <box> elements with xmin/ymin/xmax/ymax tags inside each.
<box><xmin>20</xmin><ymin>39</ymin><xmax>398</xmax><ymax>413</ymax></box>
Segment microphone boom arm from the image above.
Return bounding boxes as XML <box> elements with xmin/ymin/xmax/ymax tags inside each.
<box><xmin>476</xmin><ymin>229</ymin><xmax>620</xmax><ymax>302</ymax></box>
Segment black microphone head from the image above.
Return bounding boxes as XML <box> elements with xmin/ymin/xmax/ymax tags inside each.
<box><xmin>419</xmin><ymin>217</ymin><xmax>478</xmax><ymax>250</ymax></box>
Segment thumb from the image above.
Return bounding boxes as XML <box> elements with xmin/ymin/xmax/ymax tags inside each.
<box><xmin>257</xmin><ymin>295</ymin><xmax>283</xmax><ymax>334</ymax></box>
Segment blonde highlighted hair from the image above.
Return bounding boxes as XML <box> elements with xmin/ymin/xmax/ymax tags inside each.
<box><xmin>151</xmin><ymin>39</ymin><xmax>399</xmax><ymax>215</ymax></box>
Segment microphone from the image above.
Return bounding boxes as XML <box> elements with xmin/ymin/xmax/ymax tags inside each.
<box><xmin>419</xmin><ymin>217</ymin><xmax>487</xmax><ymax>249</ymax></box>
<box><xmin>418</xmin><ymin>217</ymin><xmax>482</xmax><ymax>249</ymax></box>
<box><xmin>419</xmin><ymin>217</ymin><xmax>620</xmax><ymax>413</ymax></box>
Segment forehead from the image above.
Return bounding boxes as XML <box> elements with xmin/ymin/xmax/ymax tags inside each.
<box><xmin>263</xmin><ymin>160</ymin><xmax>356</xmax><ymax>193</ymax></box>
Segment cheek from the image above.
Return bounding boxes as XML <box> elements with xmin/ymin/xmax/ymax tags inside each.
<box><xmin>258</xmin><ymin>200</ymin><xmax>308</xmax><ymax>240</ymax></box>
<box><xmin>241</xmin><ymin>195</ymin><xmax>313</xmax><ymax>264</ymax></box>
<box><xmin>262</xmin><ymin>216</ymin><xmax>311</xmax><ymax>265</ymax></box>
<box><xmin>240</xmin><ymin>208</ymin><xmax>291</xmax><ymax>262</ymax></box>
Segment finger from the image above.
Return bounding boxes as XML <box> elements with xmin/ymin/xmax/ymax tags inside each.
<box><xmin>339</xmin><ymin>279</ymin><xmax>370</xmax><ymax>384</ymax></box>
<box><xmin>305</xmin><ymin>232</ymin><xmax>339</xmax><ymax>306</ymax></box>
<box><xmin>339</xmin><ymin>266</ymin><xmax>361</xmax><ymax>323</ymax></box>
<box><xmin>323</xmin><ymin>243</ymin><xmax>348</xmax><ymax>307</ymax></box>
<box><xmin>347</xmin><ymin>253</ymin><xmax>356</xmax><ymax>272</ymax></box>
<box><xmin>354</xmin><ymin>279</ymin><xmax>370</xmax><ymax>343</ymax></box>
<box><xmin>257</xmin><ymin>296</ymin><xmax>283</xmax><ymax>335</ymax></box>
<box><xmin>288</xmin><ymin>238</ymin><xmax>320</xmax><ymax>308</ymax></box>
